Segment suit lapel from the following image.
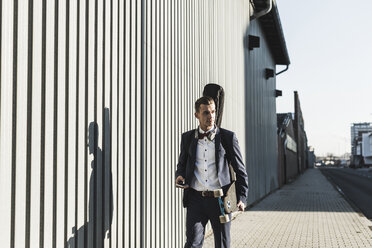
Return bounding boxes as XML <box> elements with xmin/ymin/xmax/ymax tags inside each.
<box><xmin>215</xmin><ymin>127</ymin><xmax>221</xmax><ymax>171</ymax></box>
<box><xmin>189</xmin><ymin>130</ymin><xmax>198</xmax><ymax>168</ymax></box>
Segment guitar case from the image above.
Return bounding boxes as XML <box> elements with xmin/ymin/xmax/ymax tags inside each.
<box><xmin>203</xmin><ymin>83</ymin><xmax>237</xmax><ymax>213</ymax></box>
<box><xmin>202</xmin><ymin>83</ymin><xmax>224</xmax><ymax>127</ymax></box>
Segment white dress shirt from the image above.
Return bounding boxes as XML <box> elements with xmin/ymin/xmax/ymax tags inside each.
<box><xmin>190</xmin><ymin>126</ymin><xmax>221</xmax><ymax>191</ymax></box>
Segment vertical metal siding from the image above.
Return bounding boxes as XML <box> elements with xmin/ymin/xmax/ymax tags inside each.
<box><xmin>0</xmin><ymin>0</ymin><xmax>285</xmax><ymax>247</ymax></box>
<box><xmin>0</xmin><ymin>2</ymin><xmax>13</xmax><ymax>247</ymax></box>
<box><xmin>246</xmin><ymin>19</ymin><xmax>279</xmax><ymax>205</ymax></box>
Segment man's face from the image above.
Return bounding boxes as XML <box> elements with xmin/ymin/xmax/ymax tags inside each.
<box><xmin>195</xmin><ymin>103</ymin><xmax>216</xmax><ymax>131</ymax></box>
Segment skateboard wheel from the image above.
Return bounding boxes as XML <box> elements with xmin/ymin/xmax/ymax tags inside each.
<box><xmin>219</xmin><ymin>215</ymin><xmax>230</xmax><ymax>223</ymax></box>
<box><xmin>214</xmin><ymin>189</ymin><xmax>224</xmax><ymax>198</ymax></box>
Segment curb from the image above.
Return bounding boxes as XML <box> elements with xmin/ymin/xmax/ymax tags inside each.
<box><xmin>318</xmin><ymin>168</ymin><xmax>370</xmax><ymax>221</ymax></box>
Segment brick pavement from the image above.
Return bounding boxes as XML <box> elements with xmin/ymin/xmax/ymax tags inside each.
<box><xmin>203</xmin><ymin>168</ymin><xmax>372</xmax><ymax>248</ymax></box>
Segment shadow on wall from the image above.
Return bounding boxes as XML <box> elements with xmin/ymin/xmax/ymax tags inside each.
<box><xmin>67</xmin><ymin>108</ymin><xmax>113</xmax><ymax>248</ymax></box>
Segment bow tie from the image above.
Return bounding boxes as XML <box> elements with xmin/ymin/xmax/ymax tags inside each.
<box><xmin>198</xmin><ymin>132</ymin><xmax>210</xmax><ymax>139</ymax></box>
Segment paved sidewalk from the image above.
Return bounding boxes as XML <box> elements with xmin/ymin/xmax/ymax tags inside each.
<box><xmin>204</xmin><ymin>168</ymin><xmax>372</xmax><ymax>248</ymax></box>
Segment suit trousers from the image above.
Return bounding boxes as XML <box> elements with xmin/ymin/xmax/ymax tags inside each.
<box><xmin>184</xmin><ymin>189</ymin><xmax>231</xmax><ymax>248</ymax></box>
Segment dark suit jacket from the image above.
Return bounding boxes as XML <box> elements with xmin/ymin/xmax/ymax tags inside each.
<box><xmin>175</xmin><ymin>127</ymin><xmax>249</xmax><ymax>207</ymax></box>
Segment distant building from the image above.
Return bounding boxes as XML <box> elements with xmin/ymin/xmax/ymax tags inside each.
<box><xmin>294</xmin><ymin>91</ymin><xmax>309</xmax><ymax>172</ymax></box>
<box><xmin>307</xmin><ymin>146</ymin><xmax>316</xmax><ymax>168</ymax></box>
<box><xmin>351</xmin><ymin>123</ymin><xmax>372</xmax><ymax>154</ymax></box>
<box><xmin>277</xmin><ymin>113</ymin><xmax>298</xmax><ymax>186</ymax></box>
<box><xmin>277</xmin><ymin>92</ymin><xmax>313</xmax><ymax>187</ymax></box>
<box><xmin>350</xmin><ymin>123</ymin><xmax>372</xmax><ymax>167</ymax></box>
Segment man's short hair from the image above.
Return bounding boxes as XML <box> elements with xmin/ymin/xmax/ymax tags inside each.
<box><xmin>195</xmin><ymin>96</ymin><xmax>215</xmax><ymax>113</ymax></box>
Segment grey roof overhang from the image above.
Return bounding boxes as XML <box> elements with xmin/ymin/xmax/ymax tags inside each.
<box><xmin>252</xmin><ymin>0</ymin><xmax>290</xmax><ymax>65</ymax></box>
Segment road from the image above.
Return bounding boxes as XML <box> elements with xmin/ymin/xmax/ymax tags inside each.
<box><xmin>320</xmin><ymin>167</ymin><xmax>372</xmax><ymax>220</ymax></box>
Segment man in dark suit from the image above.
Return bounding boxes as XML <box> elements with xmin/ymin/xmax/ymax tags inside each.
<box><xmin>175</xmin><ymin>96</ymin><xmax>249</xmax><ymax>248</ymax></box>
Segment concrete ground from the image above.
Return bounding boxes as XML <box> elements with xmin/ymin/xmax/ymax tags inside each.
<box><xmin>203</xmin><ymin>168</ymin><xmax>372</xmax><ymax>248</ymax></box>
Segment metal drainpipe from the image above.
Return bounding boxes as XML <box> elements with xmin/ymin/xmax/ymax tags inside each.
<box><xmin>276</xmin><ymin>65</ymin><xmax>289</xmax><ymax>76</ymax></box>
<box><xmin>250</xmin><ymin>0</ymin><xmax>289</xmax><ymax>76</ymax></box>
<box><xmin>251</xmin><ymin>0</ymin><xmax>273</xmax><ymax>20</ymax></box>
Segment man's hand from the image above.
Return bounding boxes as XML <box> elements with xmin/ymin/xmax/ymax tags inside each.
<box><xmin>175</xmin><ymin>176</ymin><xmax>189</xmax><ymax>189</ymax></box>
<box><xmin>237</xmin><ymin>201</ymin><xmax>245</xmax><ymax>211</ymax></box>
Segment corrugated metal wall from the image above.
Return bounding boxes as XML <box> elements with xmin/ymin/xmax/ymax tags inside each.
<box><xmin>294</xmin><ymin>91</ymin><xmax>308</xmax><ymax>173</ymax></box>
<box><xmin>278</xmin><ymin>118</ymin><xmax>299</xmax><ymax>183</ymax></box>
<box><xmin>0</xmin><ymin>0</ymin><xmax>283</xmax><ymax>247</ymax></box>
<box><xmin>245</xmin><ymin>19</ymin><xmax>279</xmax><ymax>205</ymax></box>
<box><xmin>0</xmin><ymin>0</ymin><xmax>147</xmax><ymax>246</ymax></box>
<box><xmin>285</xmin><ymin>121</ymin><xmax>299</xmax><ymax>182</ymax></box>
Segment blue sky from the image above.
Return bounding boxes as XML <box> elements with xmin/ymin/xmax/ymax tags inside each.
<box><xmin>275</xmin><ymin>0</ymin><xmax>372</xmax><ymax>156</ymax></box>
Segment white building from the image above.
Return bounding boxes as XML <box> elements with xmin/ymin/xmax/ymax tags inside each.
<box><xmin>362</xmin><ymin>133</ymin><xmax>372</xmax><ymax>165</ymax></box>
<box><xmin>351</xmin><ymin>123</ymin><xmax>372</xmax><ymax>155</ymax></box>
